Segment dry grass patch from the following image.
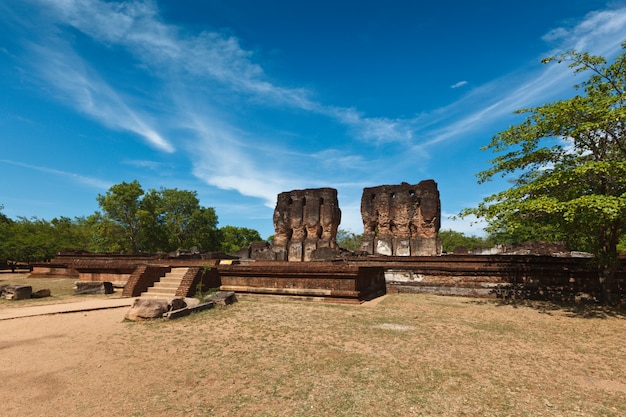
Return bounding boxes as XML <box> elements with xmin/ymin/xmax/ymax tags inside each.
<box><xmin>0</xmin><ymin>273</ymin><xmax>120</xmax><ymax>308</ymax></box>
<box><xmin>1</xmin><ymin>293</ymin><xmax>625</xmax><ymax>416</ymax></box>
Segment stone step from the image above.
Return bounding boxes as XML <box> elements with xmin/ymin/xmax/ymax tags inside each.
<box><xmin>140</xmin><ymin>267</ymin><xmax>189</xmax><ymax>298</ymax></box>
<box><xmin>152</xmin><ymin>282</ymin><xmax>179</xmax><ymax>290</ymax></box>
<box><xmin>159</xmin><ymin>277</ymin><xmax>183</xmax><ymax>284</ymax></box>
<box><xmin>143</xmin><ymin>290</ymin><xmax>177</xmax><ymax>298</ymax></box>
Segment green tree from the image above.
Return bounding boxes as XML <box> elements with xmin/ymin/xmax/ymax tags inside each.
<box><xmin>461</xmin><ymin>42</ymin><xmax>626</xmax><ymax>303</ymax></box>
<box><xmin>219</xmin><ymin>225</ymin><xmax>262</xmax><ymax>254</ymax></box>
<box><xmin>0</xmin><ymin>205</ymin><xmax>14</xmax><ymax>264</ymax></box>
<box><xmin>439</xmin><ymin>229</ymin><xmax>493</xmax><ymax>253</ymax></box>
<box><xmin>97</xmin><ymin>180</ymin><xmax>144</xmax><ymax>253</ymax></box>
<box><xmin>139</xmin><ymin>188</ymin><xmax>220</xmax><ymax>252</ymax></box>
<box><xmin>82</xmin><ymin>212</ymin><xmax>127</xmax><ymax>253</ymax></box>
<box><xmin>336</xmin><ymin>228</ymin><xmax>363</xmax><ymax>252</ymax></box>
<box><xmin>187</xmin><ymin>206</ymin><xmax>221</xmax><ymax>252</ymax></box>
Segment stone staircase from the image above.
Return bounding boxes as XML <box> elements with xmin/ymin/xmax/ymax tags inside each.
<box><xmin>141</xmin><ymin>267</ymin><xmax>189</xmax><ymax>298</ymax></box>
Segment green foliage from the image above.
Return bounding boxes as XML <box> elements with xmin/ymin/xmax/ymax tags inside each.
<box><xmin>97</xmin><ymin>181</ymin><xmax>221</xmax><ymax>253</ymax></box>
<box><xmin>439</xmin><ymin>229</ymin><xmax>493</xmax><ymax>253</ymax></box>
<box><xmin>461</xmin><ymin>42</ymin><xmax>626</xmax><ymax>301</ymax></box>
<box><xmin>97</xmin><ymin>180</ymin><xmax>144</xmax><ymax>253</ymax></box>
<box><xmin>138</xmin><ymin>188</ymin><xmax>220</xmax><ymax>252</ymax></box>
<box><xmin>0</xmin><ymin>216</ymin><xmax>92</xmax><ymax>262</ymax></box>
<box><xmin>336</xmin><ymin>228</ymin><xmax>363</xmax><ymax>251</ymax></box>
<box><xmin>219</xmin><ymin>225</ymin><xmax>262</xmax><ymax>254</ymax></box>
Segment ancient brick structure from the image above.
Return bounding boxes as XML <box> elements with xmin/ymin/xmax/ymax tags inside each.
<box><xmin>271</xmin><ymin>188</ymin><xmax>342</xmax><ymax>261</ymax></box>
<box><xmin>360</xmin><ymin>180</ymin><xmax>441</xmax><ymax>256</ymax></box>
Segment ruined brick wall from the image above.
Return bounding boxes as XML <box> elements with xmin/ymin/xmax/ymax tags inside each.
<box><xmin>360</xmin><ymin>180</ymin><xmax>441</xmax><ymax>256</ymax></box>
<box><xmin>271</xmin><ymin>188</ymin><xmax>341</xmax><ymax>261</ymax></box>
<box><xmin>122</xmin><ymin>265</ymin><xmax>171</xmax><ymax>297</ymax></box>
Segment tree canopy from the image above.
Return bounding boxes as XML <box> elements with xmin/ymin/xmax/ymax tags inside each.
<box><xmin>0</xmin><ymin>183</ymin><xmax>264</xmax><ymax>263</ymax></box>
<box><xmin>439</xmin><ymin>230</ymin><xmax>493</xmax><ymax>253</ymax></box>
<box><xmin>97</xmin><ymin>181</ymin><xmax>221</xmax><ymax>253</ymax></box>
<box><xmin>461</xmin><ymin>41</ymin><xmax>626</xmax><ymax>302</ymax></box>
<box><xmin>219</xmin><ymin>226</ymin><xmax>262</xmax><ymax>254</ymax></box>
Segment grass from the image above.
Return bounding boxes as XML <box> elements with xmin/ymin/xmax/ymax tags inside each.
<box><xmin>107</xmin><ymin>293</ymin><xmax>626</xmax><ymax>416</ymax></box>
<box><xmin>3</xmin><ymin>273</ymin><xmax>626</xmax><ymax>416</ymax></box>
<box><xmin>0</xmin><ymin>272</ymin><xmax>120</xmax><ymax>308</ymax></box>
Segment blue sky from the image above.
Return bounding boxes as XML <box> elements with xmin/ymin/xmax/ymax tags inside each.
<box><xmin>1</xmin><ymin>0</ymin><xmax>626</xmax><ymax>240</ymax></box>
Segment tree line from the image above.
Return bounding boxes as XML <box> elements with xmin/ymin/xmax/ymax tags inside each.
<box><xmin>0</xmin><ymin>180</ymin><xmax>261</xmax><ymax>263</ymax></box>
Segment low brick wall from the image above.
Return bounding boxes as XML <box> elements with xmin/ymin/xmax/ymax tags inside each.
<box><xmin>218</xmin><ymin>262</ymin><xmax>386</xmax><ymax>303</ymax></box>
<box><xmin>29</xmin><ymin>263</ymin><xmax>79</xmax><ymax>278</ymax></box>
<box><xmin>174</xmin><ymin>263</ymin><xmax>221</xmax><ymax>297</ymax></box>
<box><xmin>123</xmin><ymin>265</ymin><xmax>171</xmax><ymax>297</ymax></box>
<box><xmin>355</xmin><ymin>255</ymin><xmax>625</xmax><ymax>300</ymax></box>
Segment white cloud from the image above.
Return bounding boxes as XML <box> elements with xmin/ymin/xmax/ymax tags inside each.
<box><xmin>9</xmin><ymin>0</ymin><xmax>626</xmax><ymax>208</ymax></box>
<box><xmin>26</xmin><ymin>40</ymin><xmax>174</xmax><ymax>153</ymax></box>
<box><xmin>412</xmin><ymin>6</ymin><xmax>626</xmax><ymax>151</ymax></box>
<box><xmin>0</xmin><ymin>159</ymin><xmax>112</xmax><ymax>190</ymax></box>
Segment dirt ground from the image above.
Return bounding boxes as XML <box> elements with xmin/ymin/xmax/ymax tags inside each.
<box><xmin>1</xmin><ymin>273</ymin><xmax>626</xmax><ymax>417</ymax></box>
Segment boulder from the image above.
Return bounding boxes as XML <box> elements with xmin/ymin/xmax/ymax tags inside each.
<box><xmin>167</xmin><ymin>297</ymin><xmax>187</xmax><ymax>312</ymax></box>
<box><xmin>125</xmin><ymin>298</ymin><xmax>169</xmax><ymax>321</ymax></box>
<box><xmin>2</xmin><ymin>285</ymin><xmax>32</xmax><ymax>300</ymax></box>
<box><xmin>183</xmin><ymin>297</ymin><xmax>201</xmax><ymax>308</ymax></box>
<box><xmin>31</xmin><ymin>288</ymin><xmax>52</xmax><ymax>298</ymax></box>
<box><xmin>74</xmin><ymin>281</ymin><xmax>114</xmax><ymax>295</ymax></box>
<box><xmin>204</xmin><ymin>291</ymin><xmax>238</xmax><ymax>306</ymax></box>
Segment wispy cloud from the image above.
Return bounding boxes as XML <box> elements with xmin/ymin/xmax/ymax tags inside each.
<box><xmin>412</xmin><ymin>6</ymin><xmax>626</xmax><ymax>150</ymax></box>
<box><xmin>0</xmin><ymin>159</ymin><xmax>112</xmax><ymax>190</ymax></box>
<box><xmin>7</xmin><ymin>0</ymin><xmax>626</xmax><ymax>209</ymax></box>
<box><xmin>26</xmin><ymin>40</ymin><xmax>174</xmax><ymax>153</ymax></box>
<box><xmin>121</xmin><ymin>159</ymin><xmax>170</xmax><ymax>170</ymax></box>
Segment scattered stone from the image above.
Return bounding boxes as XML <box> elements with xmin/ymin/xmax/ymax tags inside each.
<box><xmin>168</xmin><ymin>297</ymin><xmax>187</xmax><ymax>312</ymax></box>
<box><xmin>204</xmin><ymin>291</ymin><xmax>237</xmax><ymax>306</ymax></box>
<box><xmin>31</xmin><ymin>288</ymin><xmax>52</xmax><ymax>298</ymax></box>
<box><xmin>2</xmin><ymin>285</ymin><xmax>33</xmax><ymax>300</ymax></box>
<box><xmin>125</xmin><ymin>298</ymin><xmax>169</xmax><ymax>321</ymax></box>
<box><xmin>184</xmin><ymin>297</ymin><xmax>201</xmax><ymax>308</ymax></box>
<box><xmin>74</xmin><ymin>281</ymin><xmax>114</xmax><ymax>295</ymax></box>
<box><xmin>164</xmin><ymin>301</ymin><xmax>215</xmax><ymax>319</ymax></box>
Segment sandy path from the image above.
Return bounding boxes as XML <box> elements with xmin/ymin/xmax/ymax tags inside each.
<box><xmin>0</xmin><ymin>308</ymin><xmax>141</xmax><ymax>417</ymax></box>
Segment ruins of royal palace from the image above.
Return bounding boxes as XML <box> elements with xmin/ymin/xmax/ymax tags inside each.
<box><xmin>29</xmin><ymin>178</ymin><xmax>626</xmax><ymax>304</ymax></box>
<box><xmin>250</xmin><ymin>180</ymin><xmax>441</xmax><ymax>261</ymax></box>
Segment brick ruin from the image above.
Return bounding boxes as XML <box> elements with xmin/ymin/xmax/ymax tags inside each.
<box><xmin>258</xmin><ymin>187</ymin><xmax>342</xmax><ymax>261</ymax></box>
<box><xmin>250</xmin><ymin>181</ymin><xmax>440</xmax><ymax>261</ymax></box>
<box><xmin>359</xmin><ymin>180</ymin><xmax>441</xmax><ymax>256</ymax></box>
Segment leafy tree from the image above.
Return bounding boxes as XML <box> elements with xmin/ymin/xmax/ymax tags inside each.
<box><xmin>82</xmin><ymin>212</ymin><xmax>127</xmax><ymax>253</ymax></box>
<box><xmin>97</xmin><ymin>180</ymin><xmax>144</xmax><ymax>253</ymax></box>
<box><xmin>336</xmin><ymin>228</ymin><xmax>363</xmax><ymax>252</ymax></box>
<box><xmin>139</xmin><ymin>188</ymin><xmax>220</xmax><ymax>252</ymax></box>
<box><xmin>180</xmin><ymin>206</ymin><xmax>220</xmax><ymax>252</ymax></box>
<box><xmin>219</xmin><ymin>225</ymin><xmax>262</xmax><ymax>254</ymax></box>
<box><xmin>439</xmin><ymin>229</ymin><xmax>493</xmax><ymax>253</ymax></box>
<box><xmin>461</xmin><ymin>42</ymin><xmax>626</xmax><ymax>303</ymax></box>
<box><xmin>50</xmin><ymin>216</ymin><xmax>91</xmax><ymax>251</ymax></box>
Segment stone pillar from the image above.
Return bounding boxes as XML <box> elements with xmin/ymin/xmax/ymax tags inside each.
<box><xmin>268</xmin><ymin>188</ymin><xmax>342</xmax><ymax>262</ymax></box>
<box><xmin>360</xmin><ymin>180</ymin><xmax>441</xmax><ymax>257</ymax></box>
<box><xmin>288</xmin><ymin>191</ymin><xmax>306</xmax><ymax>262</ymax></box>
<box><xmin>320</xmin><ymin>188</ymin><xmax>341</xmax><ymax>249</ymax></box>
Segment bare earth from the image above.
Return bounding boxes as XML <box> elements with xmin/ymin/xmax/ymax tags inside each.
<box><xmin>1</xmin><ymin>273</ymin><xmax>626</xmax><ymax>417</ymax></box>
